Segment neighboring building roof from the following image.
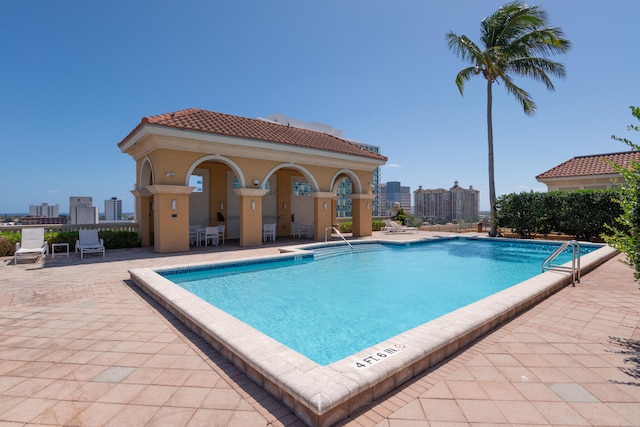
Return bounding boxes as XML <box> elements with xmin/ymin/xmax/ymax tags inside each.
<box><xmin>536</xmin><ymin>150</ymin><xmax>640</xmax><ymax>180</ymax></box>
<box><xmin>118</xmin><ymin>108</ymin><xmax>387</xmax><ymax>162</ymax></box>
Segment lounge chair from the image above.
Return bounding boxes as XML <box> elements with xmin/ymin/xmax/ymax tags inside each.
<box><xmin>75</xmin><ymin>229</ymin><xmax>105</xmax><ymax>259</ymax></box>
<box><xmin>13</xmin><ymin>227</ymin><xmax>48</xmax><ymax>264</ymax></box>
<box><xmin>383</xmin><ymin>219</ymin><xmax>418</xmax><ymax>233</ymax></box>
<box><xmin>263</xmin><ymin>223</ymin><xmax>276</xmax><ymax>241</ymax></box>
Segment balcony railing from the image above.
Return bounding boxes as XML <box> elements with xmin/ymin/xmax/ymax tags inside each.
<box><xmin>0</xmin><ymin>222</ymin><xmax>139</xmax><ymax>234</ymax></box>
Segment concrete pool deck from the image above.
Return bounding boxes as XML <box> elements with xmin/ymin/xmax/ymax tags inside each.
<box><xmin>1</xmin><ymin>231</ymin><xmax>639</xmax><ymax>426</ymax></box>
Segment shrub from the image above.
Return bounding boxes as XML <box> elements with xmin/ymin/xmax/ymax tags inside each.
<box><xmin>0</xmin><ymin>232</ymin><xmax>21</xmax><ymax>257</ymax></box>
<box><xmin>0</xmin><ymin>236</ymin><xmax>14</xmax><ymax>257</ymax></box>
<box><xmin>98</xmin><ymin>230</ymin><xmax>140</xmax><ymax>249</ymax></box>
<box><xmin>495</xmin><ymin>192</ymin><xmax>542</xmax><ymax>238</ymax></box>
<box><xmin>372</xmin><ymin>219</ymin><xmax>385</xmax><ymax>231</ymax></box>
<box><xmin>393</xmin><ymin>208</ymin><xmax>407</xmax><ymax>224</ymax></box>
<box><xmin>605</xmin><ymin>105</ymin><xmax>640</xmax><ymax>280</ymax></box>
<box><xmin>338</xmin><ymin>222</ymin><xmax>352</xmax><ymax>233</ymax></box>
<box><xmin>0</xmin><ymin>229</ymin><xmax>140</xmax><ymax>256</ymax></box>
<box><xmin>495</xmin><ymin>189</ymin><xmax>621</xmax><ymax>241</ymax></box>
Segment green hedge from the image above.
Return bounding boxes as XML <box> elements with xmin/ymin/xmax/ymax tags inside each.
<box><xmin>337</xmin><ymin>220</ymin><xmax>386</xmax><ymax>234</ymax></box>
<box><xmin>0</xmin><ymin>230</ymin><xmax>140</xmax><ymax>257</ymax></box>
<box><xmin>495</xmin><ymin>190</ymin><xmax>621</xmax><ymax>241</ymax></box>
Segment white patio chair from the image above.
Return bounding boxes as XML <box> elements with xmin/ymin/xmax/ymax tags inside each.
<box><xmin>217</xmin><ymin>224</ymin><xmax>225</xmax><ymax>245</ymax></box>
<box><xmin>263</xmin><ymin>223</ymin><xmax>276</xmax><ymax>242</ymax></box>
<box><xmin>13</xmin><ymin>227</ymin><xmax>48</xmax><ymax>264</ymax></box>
<box><xmin>75</xmin><ymin>229</ymin><xmax>105</xmax><ymax>259</ymax></box>
<box><xmin>300</xmin><ymin>223</ymin><xmax>314</xmax><ymax>238</ymax></box>
<box><xmin>189</xmin><ymin>225</ymin><xmax>200</xmax><ymax>246</ymax></box>
<box><xmin>292</xmin><ymin>222</ymin><xmax>301</xmax><ymax>238</ymax></box>
<box><xmin>204</xmin><ymin>226</ymin><xmax>219</xmax><ymax>246</ymax></box>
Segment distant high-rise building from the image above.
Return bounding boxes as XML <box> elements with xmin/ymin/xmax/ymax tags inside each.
<box><xmin>69</xmin><ymin>196</ymin><xmax>99</xmax><ymax>224</ymax></box>
<box><xmin>23</xmin><ymin>202</ymin><xmax>67</xmax><ymax>224</ymax></box>
<box><xmin>104</xmin><ymin>197</ymin><xmax>123</xmax><ymax>221</ymax></box>
<box><xmin>29</xmin><ymin>203</ymin><xmax>59</xmax><ymax>218</ymax></box>
<box><xmin>414</xmin><ymin>181</ymin><xmax>479</xmax><ymax>223</ymax></box>
<box><xmin>378</xmin><ymin>181</ymin><xmax>411</xmax><ymax>216</ymax></box>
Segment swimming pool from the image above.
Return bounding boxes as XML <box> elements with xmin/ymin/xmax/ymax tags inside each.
<box><xmin>129</xmin><ymin>236</ymin><xmax>616</xmax><ymax>427</ymax></box>
<box><xmin>161</xmin><ymin>239</ymin><xmax>598</xmax><ymax>365</ymax></box>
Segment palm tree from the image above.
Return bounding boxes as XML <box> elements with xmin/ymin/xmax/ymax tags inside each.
<box><xmin>446</xmin><ymin>1</ymin><xmax>570</xmax><ymax>236</ymax></box>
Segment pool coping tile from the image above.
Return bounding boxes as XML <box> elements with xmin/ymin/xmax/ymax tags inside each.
<box><xmin>128</xmin><ymin>237</ymin><xmax>618</xmax><ymax>427</ymax></box>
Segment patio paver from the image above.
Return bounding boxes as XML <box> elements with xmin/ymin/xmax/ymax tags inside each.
<box><xmin>1</xmin><ymin>232</ymin><xmax>639</xmax><ymax>426</ymax></box>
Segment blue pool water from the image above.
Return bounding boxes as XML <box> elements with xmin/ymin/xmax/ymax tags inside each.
<box><xmin>161</xmin><ymin>238</ymin><xmax>598</xmax><ymax>365</ymax></box>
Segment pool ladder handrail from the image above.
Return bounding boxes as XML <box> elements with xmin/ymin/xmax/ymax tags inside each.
<box><xmin>542</xmin><ymin>240</ymin><xmax>581</xmax><ymax>286</ymax></box>
<box><xmin>325</xmin><ymin>227</ymin><xmax>353</xmax><ymax>250</ymax></box>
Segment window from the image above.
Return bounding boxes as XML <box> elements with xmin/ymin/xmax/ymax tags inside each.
<box><xmin>189</xmin><ymin>175</ymin><xmax>203</xmax><ymax>192</ymax></box>
<box><xmin>292</xmin><ymin>180</ymin><xmax>312</xmax><ymax>196</ymax></box>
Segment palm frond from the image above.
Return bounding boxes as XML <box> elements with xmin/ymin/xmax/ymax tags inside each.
<box><xmin>501</xmin><ymin>74</ymin><xmax>536</xmax><ymax>115</ymax></box>
<box><xmin>454</xmin><ymin>67</ymin><xmax>479</xmax><ymax>95</ymax></box>
<box><xmin>445</xmin><ymin>32</ymin><xmax>482</xmax><ymax>64</ymax></box>
<box><xmin>509</xmin><ymin>27</ymin><xmax>571</xmax><ymax>57</ymax></box>
<box><xmin>509</xmin><ymin>57</ymin><xmax>566</xmax><ymax>90</ymax></box>
<box><xmin>448</xmin><ymin>0</ymin><xmax>570</xmax><ymax>114</ymax></box>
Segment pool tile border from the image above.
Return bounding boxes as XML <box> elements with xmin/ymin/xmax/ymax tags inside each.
<box><xmin>128</xmin><ymin>237</ymin><xmax>617</xmax><ymax>427</ymax></box>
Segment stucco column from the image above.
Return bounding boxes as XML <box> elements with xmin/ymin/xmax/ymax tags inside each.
<box><xmin>311</xmin><ymin>192</ymin><xmax>336</xmax><ymax>241</ymax></box>
<box><xmin>234</xmin><ymin>188</ymin><xmax>268</xmax><ymax>246</ymax></box>
<box><xmin>147</xmin><ymin>185</ymin><xmax>195</xmax><ymax>253</ymax></box>
<box><xmin>350</xmin><ymin>193</ymin><xmax>375</xmax><ymax>237</ymax></box>
<box><xmin>131</xmin><ymin>188</ymin><xmax>152</xmax><ymax>247</ymax></box>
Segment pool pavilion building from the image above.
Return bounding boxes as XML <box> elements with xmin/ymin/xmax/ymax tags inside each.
<box><xmin>118</xmin><ymin>108</ymin><xmax>387</xmax><ymax>252</ymax></box>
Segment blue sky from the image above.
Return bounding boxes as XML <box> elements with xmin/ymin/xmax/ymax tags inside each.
<box><xmin>1</xmin><ymin>1</ymin><xmax>637</xmax><ymax>213</ymax></box>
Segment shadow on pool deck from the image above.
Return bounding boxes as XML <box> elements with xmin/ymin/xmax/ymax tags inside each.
<box><xmin>1</xmin><ymin>231</ymin><xmax>639</xmax><ymax>426</ymax></box>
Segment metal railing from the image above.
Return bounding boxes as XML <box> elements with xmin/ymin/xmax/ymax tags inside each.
<box><xmin>325</xmin><ymin>226</ymin><xmax>353</xmax><ymax>250</ymax></box>
<box><xmin>0</xmin><ymin>222</ymin><xmax>139</xmax><ymax>234</ymax></box>
<box><xmin>542</xmin><ymin>240</ymin><xmax>581</xmax><ymax>286</ymax></box>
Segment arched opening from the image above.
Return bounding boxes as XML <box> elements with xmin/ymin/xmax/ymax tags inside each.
<box><xmin>330</xmin><ymin>169</ymin><xmax>363</xmax><ymax>219</ymax></box>
<box><xmin>186</xmin><ymin>155</ymin><xmax>245</xmax><ymax>241</ymax></box>
<box><xmin>263</xmin><ymin>163</ymin><xmax>319</xmax><ymax>238</ymax></box>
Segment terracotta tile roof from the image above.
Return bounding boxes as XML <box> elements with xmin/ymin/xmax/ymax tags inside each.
<box><xmin>119</xmin><ymin>108</ymin><xmax>387</xmax><ymax>161</ymax></box>
<box><xmin>536</xmin><ymin>151</ymin><xmax>640</xmax><ymax>180</ymax></box>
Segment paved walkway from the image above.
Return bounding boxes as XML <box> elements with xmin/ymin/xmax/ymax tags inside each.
<box><xmin>1</xmin><ymin>234</ymin><xmax>639</xmax><ymax>426</ymax></box>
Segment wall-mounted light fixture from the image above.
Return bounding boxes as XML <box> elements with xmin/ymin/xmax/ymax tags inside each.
<box><xmin>283</xmin><ymin>202</ymin><xmax>287</xmax><ymax>210</ymax></box>
<box><xmin>323</xmin><ymin>201</ymin><xmax>328</xmax><ymax>211</ymax></box>
<box><xmin>171</xmin><ymin>199</ymin><xmax>177</xmax><ymax>210</ymax></box>
<box><xmin>251</xmin><ymin>200</ymin><xmax>256</xmax><ymax>210</ymax></box>
<box><xmin>219</xmin><ymin>201</ymin><xmax>224</xmax><ymax>210</ymax></box>
<box><xmin>366</xmin><ymin>202</ymin><xmax>371</xmax><ymax>211</ymax></box>
<box><xmin>253</xmin><ymin>178</ymin><xmax>259</xmax><ymax>186</ymax></box>
<box><xmin>165</xmin><ymin>171</ymin><xmax>175</xmax><ymax>177</ymax></box>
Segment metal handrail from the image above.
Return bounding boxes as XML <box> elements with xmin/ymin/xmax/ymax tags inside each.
<box><xmin>325</xmin><ymin>227</ymin><xmax>353</xmax><ymax>250</ymax></box>
<box><xmin>542</xmin><ymin>240</ymin><xmax>581</xmax><ymax>286</ymax></box>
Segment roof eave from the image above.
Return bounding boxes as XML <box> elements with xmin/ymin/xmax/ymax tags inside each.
<box><xmin>536</xmin><ymin>173</ymin><xmax>621</xmax><ymax>183</ymax></box>
<box><xmin>120</xmin><ymin>123</ymin><xmax>387</xmax><ymax>165</ymax></box>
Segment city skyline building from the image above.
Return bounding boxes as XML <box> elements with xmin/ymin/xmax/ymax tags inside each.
<box><xmin>29</xmin><ymin>202</ymin><xmax>59</xmax><ymax>218</ymax></box>
<box><xmin>22</xmin><ymin>202</ymin><xmax>67</xmax><ymax>225</ymax></box>
<box><xmin>104</xmin><ymin>197</ymin><xmax>123</xmax><ymax>221</ymax></box>
<box><xmin>414</xmin><ymin>181</ymin><xmax>479</xmax><ymax>224</ymax></box>
<box><xmin>69</xmin><ymin>196</ymin><xmax>99</xmax><ymax>225</ymax></box>
<box><xmin>378</xmin><ymin>181</ymin><xmax>411</xmax><ymax>216</ymax></box>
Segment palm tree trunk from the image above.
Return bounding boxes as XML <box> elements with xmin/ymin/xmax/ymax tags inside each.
<box><xmin>487</xmin><ymin>79</ymin><xmax>498</xmax><ymax>237</ymax></box>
